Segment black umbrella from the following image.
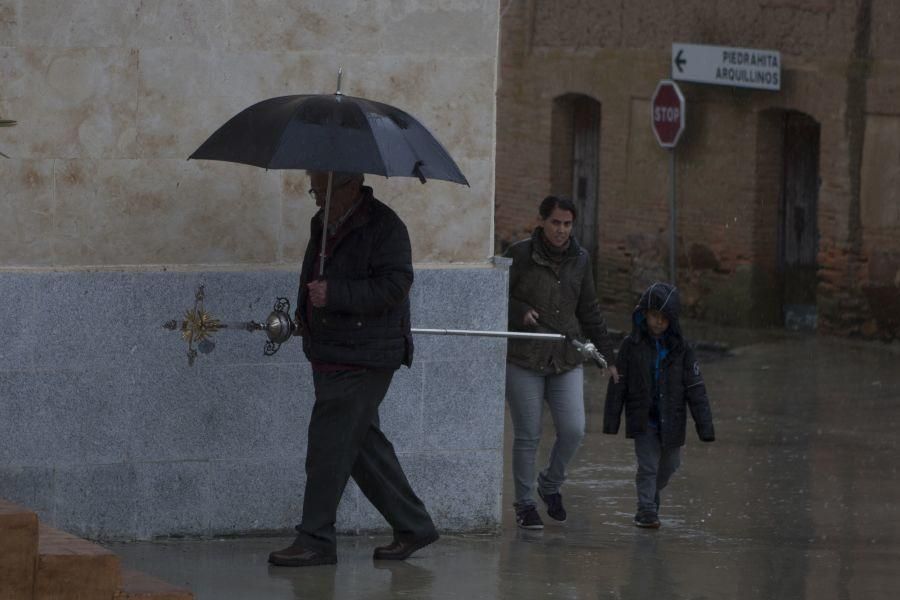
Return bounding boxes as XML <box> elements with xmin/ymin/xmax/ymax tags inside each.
<box><xmin>190</xmin><ymin>94</ymin><xmax>468</xmax><ymax>185</ymax></box>
<box><xmin>189</xmin><ymin>73</ymin><xmax>468</xmax><ymax>271</ymax></box>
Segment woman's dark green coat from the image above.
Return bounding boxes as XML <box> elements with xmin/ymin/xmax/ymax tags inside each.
<box><xmin>504</xmin><ymin>228</ymin><xmax>614</xmax><ymax>373</ymax></box>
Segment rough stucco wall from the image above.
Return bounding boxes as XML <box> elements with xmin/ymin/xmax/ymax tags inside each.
<box><xmin>870</xmin><ymin>0</ymin><xmax>900</xmax><ymax>60</ymax></box>
<box><xmin>0</xmin><ymin>0</ymin><xmax>499</xmax><ymax>267</ymax></box>
<box><xmin>496</xmin><ymin>0</ymin><xmax>900</xmax><ymax>336</ymax></box>
<box><xmin>859</xmin><ymin>113</ymin><xmax>900</xmax><ymax>337</ymax></box>
<box><xmin>861</xmin><ymin>115</ymin><xmax>900</xmax><ymax>232</ymax></box>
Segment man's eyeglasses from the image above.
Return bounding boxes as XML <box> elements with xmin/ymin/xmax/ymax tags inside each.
<box><xmin>308</xmin><ymin>177</ymin><xmax>353</xmax><ymax>199</ymax></box>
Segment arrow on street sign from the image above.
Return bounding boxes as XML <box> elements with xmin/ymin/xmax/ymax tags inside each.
<box><xmin>674</xmin><ymin>49</ymin><xmax>686</xmax><ymax>73</ymax></box>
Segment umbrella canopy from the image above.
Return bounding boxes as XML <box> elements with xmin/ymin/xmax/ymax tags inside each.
<box><xmin>189</xmin><ymin>94</ymin><xmax>468</xmax><ymax>185</ymax></box>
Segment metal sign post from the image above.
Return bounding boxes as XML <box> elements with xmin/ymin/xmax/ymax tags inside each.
<box><xmin>669</xmin><ymin>149</ymin><xmax>677</xmax><ymax>285</ymax></box>
<box><xmin>651</xmin><ymin>80</ymin><xmax>686</xmax><ymax>285</ymax></box>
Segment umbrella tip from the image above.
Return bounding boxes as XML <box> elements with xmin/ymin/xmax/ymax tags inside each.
<box><xmin>335</xmin><ymin>67</ymin><xmax>343</xmax><ymax>96</ymax></box>
<box><xmin>413</xmin><ymin>161</ymin><xmax>427</xmax><ymax>184</ymax></box>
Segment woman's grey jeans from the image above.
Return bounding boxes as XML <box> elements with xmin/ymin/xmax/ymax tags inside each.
<box><xmin>506</xmin><ymin>362</ymin><xmax>585</xmax><ymax>508</ymax></box>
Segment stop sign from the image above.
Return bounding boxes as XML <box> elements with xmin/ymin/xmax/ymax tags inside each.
<box><xmin>651</xmin><ymin>79</ymin><xmax>685</xmax><ymax>148</ymax></box>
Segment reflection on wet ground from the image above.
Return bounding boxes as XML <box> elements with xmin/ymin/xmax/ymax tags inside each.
<box><xmin>111</xmin><ymin>334</ymin><xmax>900</xmax><ymax>599</ymax></box>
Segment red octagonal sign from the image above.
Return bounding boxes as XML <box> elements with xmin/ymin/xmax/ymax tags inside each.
<box><xmin>651</xmin><ymin>79</ymin><xmax>685</xmax><ymax>148</ymax></box>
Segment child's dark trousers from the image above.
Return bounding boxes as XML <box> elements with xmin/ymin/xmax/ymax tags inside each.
<box><xmin>634</xmin><ymin>426</ymin><xmax>682</xmax><ymax>513</ymax></box>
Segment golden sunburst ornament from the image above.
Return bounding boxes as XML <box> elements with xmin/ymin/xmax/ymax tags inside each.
<box><xmin>181</xmin><ymin>308</ymin><xmax>221</xmax><ymax>344</ymax></box>
<box><xmin>160</xmin><ymin>284</ymin><xmax>225</xmax><ymax>366</ymax></box>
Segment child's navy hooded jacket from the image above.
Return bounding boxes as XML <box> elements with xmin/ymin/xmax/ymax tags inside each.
<box><xmin>603</xmin><ymin>282</ymin><xmax>715</xmax><ymax>447</ymax></box>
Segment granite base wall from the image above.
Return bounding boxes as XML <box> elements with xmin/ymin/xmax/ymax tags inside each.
<box><xmin>0</xmin><ymin>264</ymin><xmax>508</xmax><ymax>540</ymax></box>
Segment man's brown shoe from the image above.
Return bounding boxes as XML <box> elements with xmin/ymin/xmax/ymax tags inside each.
<box><xmin>373</xmin><ymin>531</ymin><xmax>439</xmax><ymax>560</ymax></box>
<box><xmin>268</xmin><ymin>542</ymin><xmax>337</xmax><ymax>567</ymax></box>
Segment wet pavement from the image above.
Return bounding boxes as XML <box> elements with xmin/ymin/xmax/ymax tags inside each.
<box><xmin>110</xmin><ymin>333</ymin><xmax>900</xmax><ymax>599</ymax></box>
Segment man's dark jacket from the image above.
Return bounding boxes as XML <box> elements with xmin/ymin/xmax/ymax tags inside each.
<box><xmin>603</xmin><ymin>282</ymin><xmax>715</xmax><ymax>448</ymax></box>
<box><xmin>296</xmin><ymin>187</ymin><xmax>413</xmax><ymax>370</ymax></box>
<box><xmin>504</xmin><ymin>228</ymin><xmax>614</xmax><ymax>373</ymax></box>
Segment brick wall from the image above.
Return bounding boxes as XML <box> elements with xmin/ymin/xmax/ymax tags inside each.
<box><xmin>496</xmin><ymin>0</ymin><xmax>900</xmax><ymax>337</ymax></box>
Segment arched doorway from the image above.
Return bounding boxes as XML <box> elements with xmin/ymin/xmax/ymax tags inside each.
<box><xmin>551</xmin><ymin>94</ymin><xmax>601</xmax><ymax>260</ymax></box>
<box><xmin>780</xmin><ymin>111</ymin><xmax>821</xmax><ymax>330</ymax></box>
<box><xmin>755</xmin><ymin>109</ymin><xmax>821</xmax><ymax>329</ymax></box>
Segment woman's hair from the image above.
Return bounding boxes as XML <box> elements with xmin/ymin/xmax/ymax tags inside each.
<box><xmin>538</xmin><ymin>195</ymin><xmax>578</xmax><ymax>221</ymax></box>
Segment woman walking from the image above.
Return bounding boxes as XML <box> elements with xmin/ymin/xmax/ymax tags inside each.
<box><xmin>504</xmin><ymin>195</ymin><xmax>617</xmax><ymax>529</ymax></box>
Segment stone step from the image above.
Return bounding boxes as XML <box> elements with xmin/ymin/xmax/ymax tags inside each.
<box><xmin>115</xmin><ymin>569</ymin><xmax>193</xmax><ymax>600</ymax></box>
<box><xmin>0</xmin><ymin>498</ymin><xmax>39</xmax><ymax>600</ymax></box>
<box><xmin>34</xmin><ymin>524</ymin><xmax>120</xmax><ymax>600</ymax></box>
<box><xmin>1</xmin><ymin>498</ymin><xmax>194</xmax><ymax>600</ymax></box>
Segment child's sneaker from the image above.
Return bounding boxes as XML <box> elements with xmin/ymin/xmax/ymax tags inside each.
<box><xmin>633</xmin><ymin>511</ymin><xmax>661</xmax><ymax>529</ymax></box>
<box><xmin>538</xmin><ymin>489</ymin><xmax>567</xmax><ymax>522</ymax></box>
<box><xmin>515</xmin><ymin>506</ymin><xmax>544</xmax><ymax>530</ymax></box>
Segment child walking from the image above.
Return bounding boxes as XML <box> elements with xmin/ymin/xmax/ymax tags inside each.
<box><xmin>604</xmin><ymin>282</ymin><xmax>715</xmax><ymax>528</ymax></box>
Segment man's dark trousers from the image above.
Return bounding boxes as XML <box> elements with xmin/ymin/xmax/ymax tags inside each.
<box><xmin>295</xmin><ymin>368</ymin><xmax>436</xmax><ymax>555</ymax></box>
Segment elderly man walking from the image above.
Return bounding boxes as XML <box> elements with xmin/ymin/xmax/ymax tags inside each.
<box><xmin>268</xmin><ymin>171</ymin><xmax>438</xmax><ymax>567</ymax></box>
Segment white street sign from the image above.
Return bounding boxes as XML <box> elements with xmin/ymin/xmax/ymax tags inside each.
<box><xmin>672</xmin><ymin>43</ymin><xmax>781</xmax><ymax>91</ymax></box>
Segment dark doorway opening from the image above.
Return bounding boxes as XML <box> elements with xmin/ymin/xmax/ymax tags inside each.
<box><xmin>780</xmin><ymin>111</ymin><xmax>821</xmax><ymax>330</ymax></box>
<box><xmin>551</xmin><ymin>95</ymin><xmax>601</xmax><ymax>261</ymax></box>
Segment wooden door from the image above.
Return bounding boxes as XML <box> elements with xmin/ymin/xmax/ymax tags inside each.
<box><xmin>781</xmin><ymin>112</ymin><xmax>820</xmax><ymax>330</ymax></box>
<box><xmin>571</xmin><ymin>99</ymin><xmax>600</xmax><ymax>260</ymax></box>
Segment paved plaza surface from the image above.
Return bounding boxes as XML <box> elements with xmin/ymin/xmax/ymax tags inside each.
<box><xmin>111</xmin><ymin>331</ymin><xmax>900</xmax><ymax>599</ymax></box>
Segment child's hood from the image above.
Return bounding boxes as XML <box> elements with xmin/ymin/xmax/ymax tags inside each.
<box><xmin>631</xmin><ymin>282</ymin><xmax>684</xmax><ymax>344</ymax></box>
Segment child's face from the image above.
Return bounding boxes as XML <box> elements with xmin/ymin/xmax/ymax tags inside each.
<box><xmin>645</xmin><ymin>309</ymin><xmax>670</xmax><ymax>337</ymax></box>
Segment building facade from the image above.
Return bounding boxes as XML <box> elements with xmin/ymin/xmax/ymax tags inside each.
<box><xmin>0</xmin><ymin>0</ymin><xmax>504</xmax><ymax>540</ymax></box>
<box><xmin>496</xmin><ymin>0</ymin><xmax>900</xmax><ymax>338</ymax></box>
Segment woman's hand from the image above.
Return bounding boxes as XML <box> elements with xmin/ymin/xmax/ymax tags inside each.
<box><xmin>524</xmin><ymin>309</ymin><xmax>540</xmax><ymax>326</ymax></box>
<box><xmin>607</xmin><ymin>365</ymin><xmax>620</xmax><ymax>384</ymax></box>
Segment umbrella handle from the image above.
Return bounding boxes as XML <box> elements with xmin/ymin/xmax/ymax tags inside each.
<box><xmin>318</xmin><ymin>171</ymin><xmax>334</xmax><ymax>276</ymax></box>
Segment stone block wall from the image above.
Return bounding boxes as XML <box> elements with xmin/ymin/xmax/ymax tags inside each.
<box><xmin>0</xmin><ymin>264</ymin><xmax>508</xmax><ymax>540</ymax></box>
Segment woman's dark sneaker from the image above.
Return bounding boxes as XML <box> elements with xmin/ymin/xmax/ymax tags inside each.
<box><xmin>515</xmin><ymin>506</ymin><xmax>544</xmax><ymax>530</ymax></box>
<box><xmin>538</xmin><ymin>489</ymin><xmax>567</xmax><ymax>522</ymax></box>
<box><xmin>633</xmin><ymin>511</ymin><xmax>661</xmax><ymax>529</ymax></box>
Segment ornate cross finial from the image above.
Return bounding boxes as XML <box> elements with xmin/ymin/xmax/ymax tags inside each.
<box><xmin>163</xmin><ymin>285</ymin><xmax>222</xmax><ymax>366</ymax></box>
